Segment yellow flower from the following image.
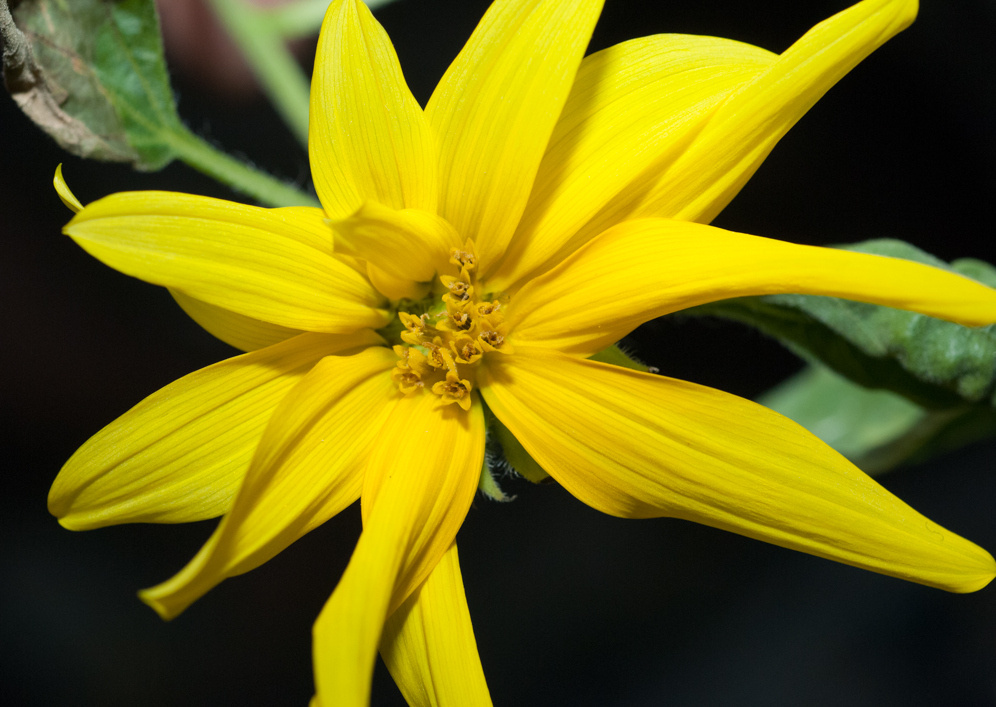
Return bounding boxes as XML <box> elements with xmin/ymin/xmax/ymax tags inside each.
<box><xmin>49</xmin><ymin>0</ymin><xmax>996</xmax><ymax>704</ymax></box>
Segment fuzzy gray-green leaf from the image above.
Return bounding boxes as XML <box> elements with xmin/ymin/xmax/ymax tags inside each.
<box><xmin>2</xmin><ymin>0</ymin><xmax>181</xmax><ymax>169</ymax></box>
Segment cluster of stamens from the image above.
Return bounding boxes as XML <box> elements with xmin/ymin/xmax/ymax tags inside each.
<box><xmin>391</xmin><ymin>241</ymin><xmax>509</xmax><ymax>410</ymax></box>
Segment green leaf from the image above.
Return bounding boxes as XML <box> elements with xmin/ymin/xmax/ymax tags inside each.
<box><xmin>2</xmin><ymin>0</ymin><xmax>181</xmax><ymax>170</ymax></box>
<box><xmin>761</xmin><ymin>364</ymin><xmax>996</xmax><ymax>474</ymax></box>
<box><xmin>760</xmin><ymin>364</ymin><xmax>926</xmax><ymax>463</ymax></box>
<box><xmin>689</xmin><ymin>239</ymin><xmax>996</xmax><ymax>410</ymax></box>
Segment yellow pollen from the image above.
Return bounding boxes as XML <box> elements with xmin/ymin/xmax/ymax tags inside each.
<box><xmin>391</xmin><ymin>241</ymin><xmax>507</xmax><ymax>408</ymax></box>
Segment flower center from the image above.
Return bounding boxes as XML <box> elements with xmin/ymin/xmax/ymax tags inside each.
<box><xmin>389</xmin><ymin>241</ymin><xmax>509</xmax><ymax>410</ymax></box>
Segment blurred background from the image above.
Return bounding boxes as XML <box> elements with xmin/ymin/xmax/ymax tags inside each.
<box><xmin>3</xmin><ymin>0</ymin><xmax>995</xmax><ymax>704</ymax></box>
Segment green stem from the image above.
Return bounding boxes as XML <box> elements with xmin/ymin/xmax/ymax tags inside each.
<box><xmin>262</xmin><ymin>0</ymin><xmax>333</xmax><ymax>38</ymax></box>
<box><xmin>169</xmin><ymin>128</ymin><xmax>318</xmax><ymax>207</ymax></box>
<box><xmin>207</xmin><ymin>0</ymin><xmax>311</xmax><ymax>147</ymax></box>
<box><xmin>263</xmin><ymin>0</ymin><xmax>397</xmax><ymax>39</ymax></box>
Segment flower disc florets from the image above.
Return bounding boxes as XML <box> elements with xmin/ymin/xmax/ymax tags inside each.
<box><xmin>389</xmin><ymin>241</ymin><xmax>509</xmax><ymax>410</ymax></box>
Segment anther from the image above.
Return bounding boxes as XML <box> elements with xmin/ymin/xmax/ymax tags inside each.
<box><xmin>449</xmin><ymin>241</ymin><xmax>477</xmax><ymax>272</ymax></box>
<box><xmin>451</xmin><ymin>336</ymin><xmax>484</xmax><ymax>364</ymax></box>
<box><xmin>392</xmin><ymin>346</ymin><xmax>428</xmax><ymax>394</ymax></box>
<box><xmin>440</xmin><ymin>275</ymin><xmax>472</xmax><ymax>302</ymax></box>
<box><xmin>424</xmin><ymin>344</ymin><xmax>457</xmax><ymax>373</ymax></box>
<box><xmin>449</xmin><ymin>309</ymin><xmax>472</xmax><ymax>330</ymax></box>
<box><xmin>477</xmin><ymin>301</ymin><xmax>501</xmax><ymax>316</ymax></box>
<box><xmin>432</xmin><ymin>371</ymin><xmax>473</xmax><ymax>411</ymax></box>
<box><xmin>392</xmin><ymin>367</ymin><xmax>423</xmax><ymax>394</ymax></box>
<box><xmin>479</xmin><ymin>328</ymin><xmax>508</xmax><ymax>353</ymax></box>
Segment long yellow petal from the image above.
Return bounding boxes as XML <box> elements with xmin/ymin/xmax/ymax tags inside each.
<box><xmin>171</xmin><ymin>290</ymin><xmax>304</xmax><ymax>352</ymax></box>
<box><xmin>425</xmin><ymin>0</ymin><xmax>603</xmax><ymax>274</ymax></box>
<box><xmin>489</xmin><ymin>34</ymin><xmax>775</xmax><ymax>290</ymax></box>
<box><xmin>49</xmin><ymin>331</ymin><xmax>379</xmax><ymax>530</ymax></box>
<box><xmin>309</xmin><ymin>0</ymin><xmax>436</xmax><ymax>219</ymax></box>
<box><xmin>57</xmin><ymin>173</ymin><xmax>337</xmax><ymax>255</ymax></box>
<box><xmin>271</xmin><ymin>206</ymin><xmax>337</xmax><ymax>254</ymax></box>
<box><xmin>508</xmin><ymin>218</ymin><xmax>996</xmax><ymax>356</ymax></box>
<box><xmin>204</xmin><ymin>209</ymin><xmax>374</xmax><ymax>336</ymax></box>
<box><xmin>313</xmin><ymin>392</ymin><xmax>485</xmax><ymax>706</ymax></box>
<box><xmin>65</xmin><ymin>191</ymin><xmax>388</xmax><ymax>333</ymax></box>
<box><xmin>381</xmin><ymin>543</ymin><xmax>492</xmax><ymax>707</ymax></box>
<box><xmin>572</xmin><ymin>0</ymin><xmax>917</xmax><ymax>235</ymax></box>
<box><xmin>481</xmin><ymin>350</ymin><xmax>995</xmax><ymax>593</ymax></box>
<box><xmin>139</xmin><ymin>347</ymin><xmax>398</xmax><ymax>620</ymax></box>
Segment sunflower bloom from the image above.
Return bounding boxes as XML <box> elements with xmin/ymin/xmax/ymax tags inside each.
<box><xmin>50</xmin><ymin>0</ymin><xmax>996</xmax><ymax>704</ymax></box>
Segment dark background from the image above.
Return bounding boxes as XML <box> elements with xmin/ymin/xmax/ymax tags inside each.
<box><xmin>3</xmin><ymin>0</ymin><xmax>996</xmax><ymax>704</ymax></box>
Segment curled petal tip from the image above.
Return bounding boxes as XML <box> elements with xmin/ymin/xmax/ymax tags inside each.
<box><xmin>54</xmin><ymin>515</ymin><xmax>86</xmax><ymax>532</ymax></box>
<box><xmin>136</xmin><ymin>588</ymin><xmax>178</xmax><ymax>621</ymax></box>
<box><xmin>47</xmin><ymin>485</ymin><xmax>93</xmax><ymax>531</ymax></box>
<box><xmin>53</xmin><ymin>164</ymin><xmax>83</xmax><ymax>214</ymax></box>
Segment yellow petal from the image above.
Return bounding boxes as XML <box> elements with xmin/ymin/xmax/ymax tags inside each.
<box><xmin>481</xmin><ymin>350</ymin><xmax>995</xmax><ymax>593</ymax></box>
<box><xmin>333</xmin><ymin>201</ymin><xmax>460</xmax><ymax>284</ymax></box>
<box><xmin>54</xmin><ymin>164</ymin><xmax>83</xmax><ymax>213</ymax></box>
<box><xmin>171</xmin><ymin>289</ymin><xmax>304</xmax><ymax>352</ymax></box>
<box><xmin>425</xmin><ymin>0</ymin><xmax>603</xmax><ymax>274</ymax></box>
<box><xmin>49</xmin><ymin>331</ymin><xmax>380</xmax><ymax>530</ymax></box>
<box><xmin>65</xmin><ymin>191</ymin><xmax>388</xmax><ymax>333</ymax></box>
<box><xmin>271</xmin><ymin>206</ymin><xmax>336</xmax><ymax>254</ymax></box>
<box><xmin>365</xmin><ymin>263</ymin><xmax>432</xmax><ymax>302</ymax></box>
<box><xmin>381</xmin><ymin>543</ymin><xmax>492</xmax><ymax>707</ymax></box>
<box><xmin>508</xmin><ymin>218</ymin><xmax>996</xmax><ymax>356</ymax></box>
<box><xmin>309</xmin><ymin>0</ymin><xmax>436</xmax><ymax>218</ymax></box>
<box><xmin>489</xmin><ymin>34</ymin><xmax>775</xmax><ymax>290</ymax></box>
<box><xmin>361</xmin><ymin>394</ymin><xmax>487</xmax><ymax>611</ymax></box>
<box><xmin>574</xmin><ymin>0</ymin><xmax>917</xmax><ymax>233</ymax></box>
<box><xmin>139</xmin><ymin>347</ymin><xmax>397</xmax><ymax>620</ymax></box>
<box><xmin>313</xmin><ymin>392</ymin><xmax>485</xmax><ymax>706</ymax></box>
